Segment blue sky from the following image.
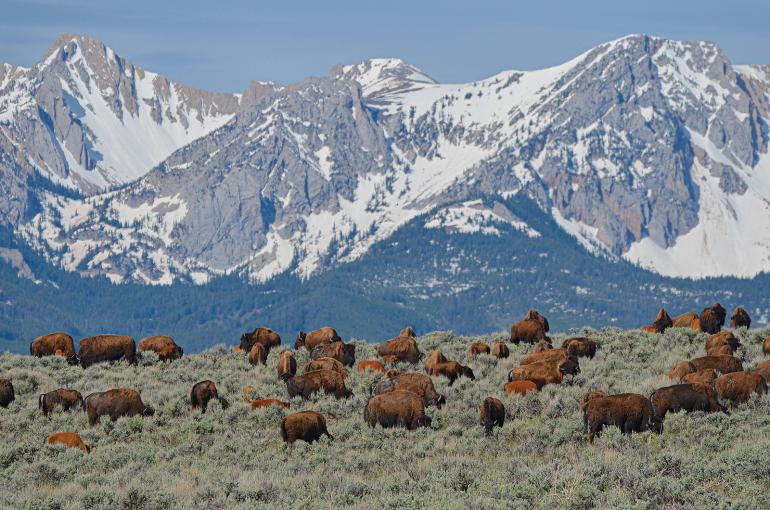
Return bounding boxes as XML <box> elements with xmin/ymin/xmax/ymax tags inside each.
<box><xmin>1</xmin><ymin>0</ymin><xmax>768</xmax><ymax>92</ymax></box>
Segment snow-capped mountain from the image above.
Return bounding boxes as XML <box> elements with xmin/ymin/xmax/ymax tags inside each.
<box><xmin>4</xmin><ymin>34</ymin><xmax>770</xmax><ymax>284</ymax></box>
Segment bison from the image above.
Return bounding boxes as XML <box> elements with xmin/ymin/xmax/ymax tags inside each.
<box><xmin>671</xmin><ymin>312</ymin><xmax>699</xmax><ymax>328</ymax></box>
<box><xmin>699</xmin><ymin>303</ymin><xmax>727</xmax><ymax>334</ymax></box>
<box><xmin>310</xmin><ymin>341</ymin><xmax>355</xmax><ymax>367</ymax></box>
<box><xmin>508</xmin><ymin>357</ymin><xmax>580</xmax><ymax>389</ymax></box>
<box><xmin>0</xmin><ymin>379</ymin><xmax>15</xmax><ymax>408</ymax></box>
<box><xmin>365</xmin><ymin>390</ymin><xmax>432</xmax><ymax>430</ymax></box>
<box><xmin>468</xmin><ymin>342</ymin><xmax>490</xmax><ymax>359</ymax></box>
<box><xmin>378</xmin><ymin>336</ymin><xmax>423</xmax><ymax>364</ymax></box>
<box><xmin>240</xmin><ymin>327</ymin><xmax>281</xmax><ymax>354</ymax></box>
<box><xmin>491</xmin><ymin>342</ymin><xmax>510</xmax><ymax>359</ymax></box>
<box><xmin>755</xmin><ymin>366</ymin><xmax>770</xmax><ymax>385</ymax></box>
<box><xmin>714</xmin><ymin>372</ymin><xmax>767</xmax><ymax>403</ymax></box>
<box><xmin>424</xmin><ymin>350</ymin><xmax>448</xmax><ymax>374</ymax></box>
<box><xmin>373</xmin><ymin>374</ymin><xmax>446</xmax><ymax>408</ymax></box>
<box><xmin>561</xmin><ymin>337</ymin><xmax>597</xmax><ymax>359</ymax></box>
<box><xmin>520</xmin><ymin>345</ymin><xmax>576</xmax><ymax>366</ymax></box>
<box><xmin>668</xmin><ymin>361</ymin><xmax>698</xmax><ymax>381</ymax></box>
<box><xmin>504</xmin><ymin>380</ymin><xmax>539</xmax><ymax>396</ymax></box>
<box><xmin>524</xmin><ymin>308</ymin><xmax>550</xmax><ymax>332</ymax></box>
<box><xmin>705</xmin><ymin>332</ymin><xmax>741</xmax><ymax>354</ymax></box>
<box><xmin>138</xmin><ymin>335</ymin><xmax>183</xmax><ymax>361</ymax></box>
<box><xmin>78</xmin><ymin>335</ymin><xmax>136</xmax><ymax>368</ymax></box>
<box><xmin>191</xmin><ymin>380</ymin><xmax>228</xmax><ymax>413</ymax></box>
<box><xmin>707</xmin><ymin>344</ymin><xmax>734</xmax><ymax>356</ymax></box>
<box><xmin>85</xmin><ymin>388</ymin><xmax>154</xmax><ymax>426</ymax></box>
<box><xmin>510</xmin><ymin>319</ymin><xmax>548</xmax><ymax>344</ymax></box>
<box><xmin>531</xmin><ymin>338</ymin><xmax>553</xmax><ymax>353</ymax></box>
<box><xmin>303</xmin><ymin>357</ymin><xmax>349</xmax><ymax>378</ymax></box>
<box><xmin>651</xmin><ymin>308</ymin><xmax>673</xmax><ymax>333</ymax></box>
<box><xmin>582</xmin><ymin>392</ymin><xmax>661</xmax><ymax>442</ymax></box>
<box><xmin>281</xmin><ymin>411</ymin><xmax>333</xmax><ymax>447</ymax></box>
<box><xmin>729</xmin><ymin>306</ymin><xmax>751</xmax><ymax>329</ymax></box>
<box><xmin>247</xmin><ymin>343</ymin><xmax>267</xmax><ymax>366</ymax></box>
<box><xmin>689</xmin><ymin>355</ymin><xmax>743</xmax><ymax>374</ymax></box>
<box><xmin>277</xmin><ymin>350</ymin><xmax>297</xmax><ymax>381</ymax></box>
<box><xmin>762</xmin><ymin>335</ymin><xmax>769</xmax><ymax>355</ymax></box>
<box><xmin>47</xmin><ymin>432</ymin><xmax>90</xmax><ymax>454</ymax></box>
<box><xmin>294</xmin><ymin>327</ymin><xmax>340</xmax><ymax>351</ymax></box>
<box><xmin>400</xmin><ymin>326</ymin><xmax>416</xmax><ymax>338</ymax></box>
<box><xmin>30</xmin><ymin>332</ymin><xmax>78</xmax><ymax>364</ymax></box>
<box><xmin>39</xmin><ymin>388</ymin><xmax>84</xmax><ymax>417</ymax></box>
<box><xmin>428</xmin><ymin>361</ymin><xmax>475</xmax><ymax>386</ymax></box>
<box><xmin>480</xmin><ymin>397</ymin><xmax>505</xmax><ymax>434</ymax></box>
<box><xmin>285</xmin><ymin>369</ymin><xmax>351</xmax><ymax>399</ymax></box>
<box><xmin>682</xmin><ymin>369</ymin><xmax>719</xmax><ymax>385</ymax></box>
<box><xmin>650</xmin><ymin>383</ymin><xmax>726</xmax><ymax>421</ymax></box>
<box><xmin>358</xmin><ymin>359</ymin><xmax>386</xmax><ymax>374</ymax></box>
<box><xmin>242</xmin><ymin>385</ymin><xmax>290</xmax><ymax>410</ymax></box>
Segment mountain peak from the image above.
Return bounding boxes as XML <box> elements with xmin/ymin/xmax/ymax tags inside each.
<box><xmin>336</xmin><ymin>57</ymin><xmax>435</xmax><ymax>99</ymax></box>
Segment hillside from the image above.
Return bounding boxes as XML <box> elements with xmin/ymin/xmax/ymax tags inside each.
<box><xmin>1</xmin><ymin>326</ymin><xmax>768</xmax><ymax>508</ymax></box>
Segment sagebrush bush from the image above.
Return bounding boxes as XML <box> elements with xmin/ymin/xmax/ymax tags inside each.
<box><xmin>1</xmin><ymin>326</ymin><xmax>769</xmax><ymax>509</ymax></box>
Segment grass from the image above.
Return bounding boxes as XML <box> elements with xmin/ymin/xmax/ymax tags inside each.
<box><xmin>1</xmin><ymin>326</ymin><xmax>769</xmax><ymax>509</ymax></box>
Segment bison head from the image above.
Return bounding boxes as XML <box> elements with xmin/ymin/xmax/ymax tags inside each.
<box><xmin>417</xmin><ymin>415</ymin><xmax>433</xmax><ymax>428</ymax></box>
<box><xmin>341</xmin><ymin>343</ymin><xmax>356</xmax><ymax>367</ymax></box>
<box><xmin>460</xmin><ymin>365</ymin><xmax>475</xmax><ymax>380</ymax></box>
<box><xmin>66</xmin><ymin>353</ymin><xmax>80</xmax><ymax>366</ymax></box>
<box><xmin>294</xmin><ymin>332</ymin><xmax>306</xmax><ymax>350</ymax></box>
<box><xmin>559</xmin><ymin>357</ymin><xmax>580</xmax><ymax>376</ymax></box>
<box><xmin>525</xmin><ymin>308</ymin><xmax>550</xmax><ymax>332</ymax></box>
<box><xmin>142</xmin><ymin>405</ymin><xmax>155</xmax><ymax>417</ymax></box>
<box><xmin>435</xmin><ymin>394</ymin><xmax>446</xmax><ymax>409</ymax></box>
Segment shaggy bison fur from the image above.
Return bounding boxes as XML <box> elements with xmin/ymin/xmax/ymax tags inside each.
<box><xmin>424</xmin><ymin>350</ymin><xmax>448</xmax><ymax>374</ymax></box>
<box><xmin>582</xmin><ymin>392</ymin><xmax>661</xmax><ymax>442</ymax></box>
<box><xmin>303</xmin><ymin>357</ymin><xmax>349</xmax><ymax>378</ymax></box>
<box><xmin>714</xmin><ymin>372</ymin><xmax>767</xmax><ymax>403</ymax></box>
<box><xmin>524</xmin><ymin>308</ymin><xmax>550</xmax><ymax>332</ymax></box>
<box><xmin>138</xmin><ymin>335</ymin><xmax>183</xmax><ymax>361</ymax></box>
<box><xmin>0</xmin><ymin>379</ymin><xmax>15</xmax><ymax>408</ymax></box>
<box><xmin>286</xmin><ymin>369</ymin><xmax>351</xmax><ymax>399</ymax></box>
<box><xmin>377</xmin><ymin>336</ymin><xmax>423</xmax><ymax>364</ymax></box>
<box><xmin>491</xmin><ymin>342</ymin><xmax>510</xmax><ymax>359</ymax></box>
<box><xmin>400</xmin><ymin>326</ymin><xmax>416</xmax><ymax>338</ymax></box>
<box><xmin>191</xmin><ymin>380</ymin><xmax>228</xmax><ymax>413</ymax></box>
<box><xmin>78</xmin><ymin>335</ymin><xmax>136</xmax><ymax>368</ymax></box>
<box><xmin>374</xmin><ymin>372</ymin><xmax>445</xmax><ymax>408</ymax></box>
<box><xmin>310</xmin><ymin>341</ymin><xmax>355</xmax><ymax>367</ymax></box>
<box><xmin>240</xmin><ymin>327</ymin><xmax>281</xmax><ymax>354</ymax></box>
<box><xmin>480</xmin><ymin>397</ymin><xmax>505</xmax><ymax>434</ymax></box>
<box><xmin>652</xmin><ymin>308</ymin><xmax>673</xmax><ymax>333</ymax></box>
<box><xmin>247</xmin><ymin>343</ymin><xmax>267</xmax><ymax>366</ymax></box>
<box><xmin>561</xmin><ymin>337</ymin><xmax>597</xmax><ymax>358</ymax></box>
<box><xmin>730</xmin><ymin>307</ymin><xmax>751</xmax><ymax>329</ymax></box>
<box><xmin>277</xmin><ymin>350</ymin><xmax>297</xmax><ymax>381</ymax></box>
<box><xmin>47</xmin><ymin>432</ymin><xmax>90</xmax><ymax>453</ymax></box>
<box><xmin>509</xmin><ymin>319</ymin><xmax>548</xmax><ymax>344</ymax></box>
<box><xmin>30</xmin><ymin>332</ymin><xmax>78</xmax><ymax>364</ymax></box>
<box><xmin>281</xmin><ymin>411</ymin><xmax>332</xmax><ymax>447</ymax></box>
<box><xmin>705</xmin><ymin>331</ymin><xmax>741</xmax><ymax>354</ymax></box>
<box><xmin>85</xmin><ymin>388</ymin><xmax>154</xmax><ymax>426</ymax></box>
<box><xmin>682</xmin><ymin>369</ymin><xmax>719</xmax><ymax>385</ymax></box>
<box><xmin>671</xmin><ymin>312</ymin><xmax>699</xmax><ymax>328</ymax></box>
<box><xmin>699</xmin><ymin>303</ymin><xmax>727</xmax><ymax>334</ymax></box>
<box><xmin>365</xmin><ymin>390</ymin><xmax>432</xmax><ymax>430</ymax></box>
<box><xmin>508</xmin><ymin>357</ymin><xmax>580</xmax><ymax>389</ymax></box>
<box><xmin>39</xmin><ymin>388</ymin><xmax>84</xmax><ymax>417</ymax></box>
<box><xmin>531</xmin><ymin>338</ymin><xmax>553</xmax><ymax>353</ymax></box>
<box><xmin>294</xmin><ymin>327</ymin><xmax>340</xmax><ymax>351</ymax></box>
<box><xmin>689</xmin><ymin>355</ymin><xmax>743</xmax><ymax>374</ymax></box>
<box><xmin>650</xmin><ymin>383</ymin><xmax>726</xmax><ymax>421</ymax></box>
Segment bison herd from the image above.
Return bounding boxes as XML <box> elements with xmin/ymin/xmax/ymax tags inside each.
<box><xmin>2</xmin><ymin>303</ymin><xmax>770</xmax><ymax>453</ymax></box>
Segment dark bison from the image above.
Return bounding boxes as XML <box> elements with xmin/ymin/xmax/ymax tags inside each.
<box><xmin>247</xmin><ymin>343</ymin><xmax>267</xmax><ymax>366</ymax></box>
<box><xmin>729</xmin><ymin>306</ymin><xmax>751</xmax><ymax>329</ymax></box>
<box><xmin>504</xmin><ymin>380</ymin><xmax>539</xmax><ymax>395</ymax></box>
<box><xmin>358</xmin><ymin>359</ymin><xmax>386</xmax><ymax>374</ymax></box>
<box><xmin>277</xmin><ymin>350</ymin><xmax>297</xmax><ymax>381</ymax></box>
<box><xmin>294</xmin><ymin>327</ymin><xmax>340</xmax><ymax>351</ymax></box>
<box><xmin>480</xmin><ymin>397</ymin><xmax>505</xmax><ymax>434</ymax></box>
<box><xmin>509</xmin><ymin>319</ymin><xmax>548</xmax><ymax>344</ymax></box>
<box><xmin>281</xmin><ymin>411</ymin><xmax>332</xmax><ymax>447</ymax></box>
<box><xmin>30</xmin><ymin>332</ymin><xmax>78</xmax><ymax>364</ymax></box>
<box><xmin>39</xmin><ymin>389</ymin><xmax>85</xmax><ymax>417</ymax></box>
<box><xmin>671</xmin><ymin>311</ymin><xmax>699</xmax><ymax>328</ymax></box>
<box><xmin>491</xmin><ymin>342</ymin><xmax>510</xmax><ymax>359</ymax></box>
<box><xmin>682</xmin><ymin>369</ymin><xmax>719</xmax><ymax>385</ymax></box>
<box><xmin>400</xmin><ymin>326</ymin><xmax>416</xmax><ymax>338</ymax></box>
<box><xmin>47</xmin><ymin>432</ymin><xmax>90</xmax><ymax>454</ymax></box>
<box><xmin>242</xmin><ymin>385</ymin><xmax>290</xmax><ymax>410</ymax></box>
<box><xmin>378</xmin><ymin>336</ymin><xmax>423</xmax><ymax>364</ymax></box>
<box><xmin>650</xmin><ymin>383</ymin><xmax>726</xmax><ymax>421</ymax></box>
<box><xmin>561</xmin><ymin>337</ymin><xmax>597</xmax><ymax>359</ymax></box>
<box><xmin>705</xmin><ymin>332</ymin><xmax>741</xmax><ymax>355</ymax></box>
<box><xmin>468</xmin><ymin>342</ymin><xmax>490</xmax><ymax>359</ymax></box>
<box><xmin>365</xmin><ymin>390</ymin><xmax>432</xmax><ymax>430</ymax></box>
<box><xmin>285</xmin><ymin>369</ymin><xmax>351</xmax><ymax>399</ymax></box>
<box><xmin>428</xmin><ymin>361</ymin><xmax>475</xmax><ymax>386</ymax></box>
<box><xmin>582</xmin><ymin>392</ymin><xmax>661</xmax><ymax>442</ymax></box>
<box><xmin>524</xmin><ymin>308</ymin><xmax>550</xmax><ymax>332</ymax></box>
<box><xmin>508</xmin><ymin>357</ymin><xmax>580</xmax><ymax>389</ymax></box>
<box><xmin>714</xmin><ymin>372</ymin><xmax>767</xmax><ymax>403</ymax></box>
<box><xmin>373</xmin><ymin>373</ymin><xmax>446</xmax><ymax>408</ymax></box>
<box><xmin>689</xmin><ymin>355</ymin><xmax>743</xmax><ymax>374</ymax></box>
<box><xmin>78</xmin><ymin>335</ymin><xmax>136</xmax><ymax>368</ymax></box>
<box><xmin>424</xmin><ymin>350</ymin><xmax>448</xmax><ymax>374</ymax></box>
<box><xmin>310</xmin><ymin>342</ymin><xmax>355</xmax><ymax>367</ymax></box>
<box><xmin>191</xmin><ymin>380</ymin><xmax>228</xmax><ymax>413</ymax></box>
<box><xmin>652</xmin><ymin>308</ymin><xmax>673</xmax><ymax>333</ymax></box>
<box><xmin>240</xmin><ymin>327</ymin><xmax>281</xmax><ymax>354</ymax></box>
<box><xmin>0</xmin><ymin>379</ymin><xmax>15</xmax><ymax>408</ymax></box>
<box><xmin>699</xmin><ymin>303</ymin><xmax>727</xmax><ymax>334</ymax></box>
<box><xmin>303</xmin><ymin>357</ymin><xmax>349</xmax><ymax>378</ymax></box>
<box><xmin>85</xmin><ymin>388</ymin><xmax>154</xmax><ymax>426</ymax></box>
<box><xmin>138</xmin><ymin>335</ymin><xmax>183</xmax><ymax>361</ymax></box>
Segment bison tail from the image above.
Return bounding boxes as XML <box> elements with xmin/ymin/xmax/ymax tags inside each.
<box><xmin>38</xmin><ymin>394</ymin><xmax>45</xmax><ymax>412</ymax></box>
<box><xmin>218</xmin><ymin>397</ymin><xmax>230</xmax><ymax>410</ymax></box>
<box><xmin>280</xmin><ymin>419</ymin><xmax>288</xmax><ymax>442</ymax></box>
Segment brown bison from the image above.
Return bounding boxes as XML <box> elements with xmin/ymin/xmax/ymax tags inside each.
<box><xmin>651</xmin><ymin>308</ymin><xmax>673</xmax><ymax>333</ymax></box>
<box><xmin>714</xmin><ymin>372</ymin><xmax>767</xmax><ymax>403</ymax></box>
<box><xmin>705</xmin><ymin>331</ymin><xmax>741</xmax><ymax>354</ymax></box>
<box><xmin>294</xmin><ymin>327</ymin><xmax>340</xmax><ymax>351</ymax></box>
<box><xmin>504</xmin><ymin>380</ymin><xmax>539</xmax><ymax>396</ymax></box>
<box><xmin>30</xmin><ymin>332</ymin><xmax>78</xmax><ymax>364</ymax></box>
<box><xmin>699</xmin><ymin>303</ymin><xmax>727</xmax><ymax>334</ymax></box>
<box><xmin>510</xmin><ymin>319</ymin><xmax>548</xmax><ymax>344</ymax></box>
<box><xmin>365</xmin><ymin>390</ymin><xmax>432</xmax><ymax>430</ymax></box>
<box><xmin>531</xmin><ymin>338</ymin><xmax>553</xmax><ymax>353</ymax></box>
<box><xmin>39</xmin><ymin>389</ymin><xmax>84</xmax><ymax>417</ymax></box>
<box><xmin>277</xmin><ymin>350</ymin><xmax>297</xmax><ymax>381</ymax></box>
<box><xmin>762</xmin><ymin>335</ymin><xmax>770</xmax><ymax>355</ymax></box>
<box><xmin>668</xmin><ymin>361</ymin><xmax>698</xmax><ymax>381</ymax></box>
<box><xmin>755</xmin><ymin>366</ymin><xmax>770</xmax><ymax>384</ymax></box>
<box><xmin>524</xmin><ymin>308</ymin><xmax>550</xmax><ymax>332</ymax></box>
<box><xmin>85</xmin><ymin>388</ymin><xmax>154</xmax><ymax>426</ymax></box>
<box><xmin>358</xmin><ymin>359</ymin><xmax>386</xmax><ymax>374</ymax></box>
<box><xmin>78</xmin><ymin>335</ymin><xmax>136</xmax><ymax>368</ymax></box>
<box><xmin>378</xmin><ymin>336</ymin><xmax>423</xmax><ymax>364</ymax></box>
<box><xmin>561</xmin><ymin>337</ymin><xmax>597</xmax><ymax>359</ymax></box>
<box><xmin>682</xmin><ymin>369</ymin><xmax>719</xmax><ymax>385</ymax></box>
<box><xmin>281</xmin><ymin>411</ymin><xmax>333</xmax><ymax>447</ymax></box>
<box><xmin>480</xmin><ymin>397</ymin><xmax>505</xmax><ymax>434</ymax></box>
<box><xmin>640</xmin><ymin>326</ymin><xmax>658</xmax><ymax>333</ymax></box>
<box><xmin>248</xmin><ymin>343</ymin><xmax>268</xmax><ymax>366</ymax></box>
<box><xmin>400</xmin><ymin>326</ymin><xmax>416</xmax><ymax>338</ymax></box>
<box><xmin>240</xmin><ymin>327</ymin><xmax>281</xmax><ymax>354</ymax></box>
<box><xmin>0</xmin><ymin>379</ymin><xmax>15</xmax><ymax>408</ymax></box>
<box><xmin>242</xmin><ymin>385</ymin><xmax>290</xmax><ymax>410</ymax></box>
<box><xmin>191</xmin><ymin>380</ymin><xmax>228</xmax><ymax>413</ymax></box>
<box><xmin>468</xmin><ymin>342</ymin><xmax>490</xmax><ymax>359</ymax></box>
<box><xmin>310</xmin><ymin>341</ymin><xmax>355</xmax><ymax>367</ymax></box>
<box><xmin>285</xmin><ymin>369</ymin><xmax>351</xmax><ymax>399</ymax></box>
<box><xmin>424</xmin><ymin>350</ymin><xmax>448</xmax><ymax>374</ymax></box>
<box><xmin>671</xmin><ymin>312</ymin><xmax>699</xmax><ymax>328</ymax></box>
<box><xmin>303</xmin><ymin>357</ymin><xmax>349</xmax><ymax>378</ymax></box>
<box><xmin>508</xmin><ymin>357</ymin><xmax>580</xmax><ymax>389</ymax></box>
<box><xmin>520</xmin><ymin>345</ymin><xmax>577</xmax><ymax>366</ymax></box>
<box><xmin>373</xmin><ymin>374</ymin><xmax>446</xmax><ymax>408</ymax></box>
<box><xmin>650</xmin><ymin>383</ymin><xmax>726</xmax><ymax>421</ymax></box>
<box><xmin>47</xmin><ymin>432</ymin><xmax>90</xmax><ymax>454</ymax></box>
<box><xmin>757</xmin><ymin>359</ymin><xmax>770</xmax><ymax>371</ymax></box>
<box><xmin>707</xmin><ymin>345</ymin><xmax>734</xmax><ymax>356</ymax></box>
<box><xmin>582</xmin><ymin>392</ymin><xmax>661</xmax><ymax>442</ymax></box>
<box><xmin>428</xmin><ymin>361</ymin><xmax>475</xmax><ymax>386</ymax></box>
<box><xmin>138</xmin><ymin>335</ymin><xmax>183</xmax><ymax>361</ymax></box>
<box><xmin>491</xmin><ymin>342</ymin><xmax>510</xmax><ymax>359</ymax></box>
<box><xmin>729</xmin><ymin>306</ymin><xmax>751</xmax><ymax>329</ymax></box>
<box><xmin>689</xmin><ymin>355</ymin><xmax>743</xmax><ymax>374</ymax></box>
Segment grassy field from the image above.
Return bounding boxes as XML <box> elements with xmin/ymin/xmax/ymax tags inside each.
<box><xmin>1</xmin><ymin>326</ymin><xmax>769</xmax><ymax>509</ymax></box>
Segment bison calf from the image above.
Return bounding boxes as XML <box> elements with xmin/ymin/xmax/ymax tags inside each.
<box><xmin>358</xmin><ymin>359</ymin><xmax>386</xmax><ymax>374</ymax></box>
<box><xmin>480</xmin><ymin>397</ymin><xmax>505</xmax><ymax>434</ymax></box>
<box><xmin>504</xmin><ymin>380</ymin><xmax>539</xmax><ymax>396</ymax></box>
<box><xmin>243</xmin><ymin>385</ymin><xmax>290</xmax><ymax>410</ymax></box>
<box><xmin>281</xmin><ymin>411</ymin><xmax>333</xmax><ymax>447</ymax></box>
<box><xmin>47</xmin><ymin>432</ymin><xmax>90</xmax><ymax>453</ymax></box>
